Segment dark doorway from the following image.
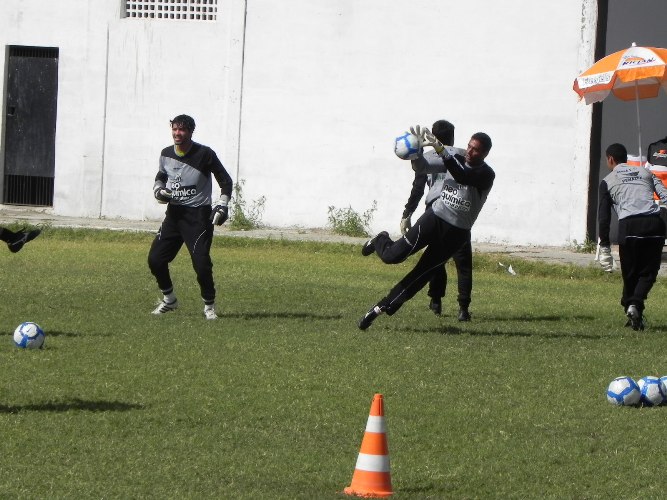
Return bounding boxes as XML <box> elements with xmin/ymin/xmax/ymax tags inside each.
<box><xmin>589</xmin><ymin>1</ymin><xmax>667</xmax><ymax>242</ymax></box>
<box><xmin>3</xmin><ymin>45</ymin><xmax>58</xmax><ymax>206</ymax></box>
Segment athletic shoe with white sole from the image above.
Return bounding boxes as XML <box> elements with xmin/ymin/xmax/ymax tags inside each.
<box><xmin>204</xmin><ymin>307</ymin><xmax>218</xmax><ymax>320</ymax></box>
<box><xmin>151</xmin><ymin>299</ymin><xmax>178</xmax><ymax>315</ymax></box>
<box><xmin>8</xmin><ymin>229</ymin><xmax>41</xmax><ymax>253</ymax></box>
<box><xmin>626</xmin><ymin>304</ymin><xmax>644</xmax><ymax>331</ymax></box>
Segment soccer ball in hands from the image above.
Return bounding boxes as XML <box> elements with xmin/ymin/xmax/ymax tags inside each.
<box><xmin>638</xmin><ymin>376</ymin><xmax>666</xmax><ymax>406</ymax></box>
<box><xmin>394</xmin><ymin>132</ymin><xmax>421</xmax><ymax>160</ymax></box>
<box><xmin>606</xmin><ymin>376</ymin><xmax>640</xmax><ymax>406</ymax></box>
<box><xmin>13</xmin><ymin>322</ymin><xmax>45</xmax><ymax>349</ymax></box>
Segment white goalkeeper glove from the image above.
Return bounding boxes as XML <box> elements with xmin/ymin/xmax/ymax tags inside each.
<box><xmin>598</xmin><ymin>245</ymin><xmax>614</xmax><ymax>272</ymax></box>
<box><xmin>153</xmin><ymin>186</ymin><xmax>173</xmax><ymax>204</ymax></box>
<box><xmin>400</xmin><ymin>215</ymin><xmax>412</xmax><ymax>235</ymax></box>
<box><xmin>424</xmin><ymin>130</ymin><xmax>452</xmax><ymax>158</ymax></box>
<box><xmin>210</xmin><ymin>195</ymin><xmax>230</xmax><ymax>226</ymax></box>
<box><xmin>409</xmin><ymin>125</ymin><xmax>429</xmax><ymax>147</ymax></box>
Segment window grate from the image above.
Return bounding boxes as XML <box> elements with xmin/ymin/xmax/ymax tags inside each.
<box><xmin>124</xmin><ymin>0</ymin><xmax>217</xmax><ymax>21</ymax></box>
<box><xmin>4</xmin><ymin>175</ymin><xmax>54</xmax><ymax>207</ymax></box>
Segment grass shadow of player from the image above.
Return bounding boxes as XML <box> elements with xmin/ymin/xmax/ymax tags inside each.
<box><xmin>0</xmin><ymin>398</ymin><xmax>145</xmax><ymax>414</ymax></box>
<box><xmin>225</xmin><ymin>311</ymin><xmax>343</xmax><ymax>321</ymax></box>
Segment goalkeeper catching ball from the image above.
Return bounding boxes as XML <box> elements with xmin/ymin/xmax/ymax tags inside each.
<box><xmin>358</xmin><ymin>130</ymin><xmax>495</xmax><ymax>330</ymax></box>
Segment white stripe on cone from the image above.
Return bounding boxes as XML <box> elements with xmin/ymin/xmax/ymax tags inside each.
<box><xmin>354</xmin><ymin>452</ymin><xmax>391</xmax><ymax>473</ymax></box>
<box><xmin>365</xmin><ymin>415</ymin><xmax>386</xmax><ymax>433</ymax></box>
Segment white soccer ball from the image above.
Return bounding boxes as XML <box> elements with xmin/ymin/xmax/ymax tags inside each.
<box><xmin>606</xmin><ymin>376</ymin><xmax>640</xmax><ymax>406</ymax></box>
<box><xmin>13</xmin><ymin>322</ymin><xmax>45</xmax><ymax>349</ymax></box>
<box><xmin>638</xmin><ymin>376</ymin><xmax>666</xmax><ymax>406</ymax></box>
<box><xmin>394</xmin><ymin>132</ymin><xmax>421</xmax><ymax>160</ymax></box>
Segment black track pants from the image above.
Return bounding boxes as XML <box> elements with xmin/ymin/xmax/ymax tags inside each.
<box><xmin>372</xmin><ymin>209</ymin><xmax>470</xmax><ymax>315</ymax></box>
<box><xmin>427</xmin><ymin>239</ymin><xmax>473</xmax><ymax>309</ymax></box>
<box><xmin>147</xmin><ymin>204</ymin><xmax>216</xmax><ymax>304</ymax></box>
<box><xmin>619</xmin><ymin>236</ymin><xmax>664</xmax><ymax>313</ymax></box>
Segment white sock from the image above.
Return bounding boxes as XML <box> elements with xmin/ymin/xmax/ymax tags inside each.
<box><xmin>204</xmin><ymin>303</ymin><xmax>215</xmax><ymax>311</ymax></box>
<box><xmin>163</xmin><ymin>292</ymin><xmax>177</xmax><ymax>304</ymax></box>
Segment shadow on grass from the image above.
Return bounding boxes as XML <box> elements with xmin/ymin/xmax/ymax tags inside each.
<box><xmin>395</xmin><ymin>324</ymin><xmax>604</xmax><ymax>340</ymax></box>
<box><xmin>0</xmin><ymin>398</ymin><xmax>144</xmax><ymax>414</ymax></box>
<box><xmin>1</xmin><ymin>330</ymin><xmax>81</xmax><ymax>338</ymax></box>
<box><xmin>225</xmin><ymin>311</ymin><xmax>343</xmax><ymax>320</ymax></box>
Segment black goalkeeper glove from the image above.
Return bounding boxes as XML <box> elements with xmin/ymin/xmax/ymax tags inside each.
<box><xmin>154</xmin><ymin>186</ymin><xmax>173</xmax><ymax>204</ymax></box>
<box><xmin>210</xmin><ymin>199</ymin><xmax>229</xmax><ymax>225</ymax></box>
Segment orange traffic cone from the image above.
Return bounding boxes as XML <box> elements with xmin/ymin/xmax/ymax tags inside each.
<box><xmin>344</xmin><ymin>393</ymin><xmax>393</xmax><ymax>498</ymax></box>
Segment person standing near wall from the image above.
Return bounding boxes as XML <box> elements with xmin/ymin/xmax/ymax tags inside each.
<box><xmin>358</xmin><ymin>131</ymin><xmax>494</xmax><ymax>330</ymax></box>
<box><xmin>399</xmin><ymin>120</ymin><xmax>473</xmax><ymax>321</ymax></box>
<box><xmin>598</xmin><ymin>143</ymin><xmax>667</xmax><ymax>331</ymax></box>
<box><xmin>148</xmin><ymin>114</ymin><xmax>233</xmax><ymax>320</ymax></box>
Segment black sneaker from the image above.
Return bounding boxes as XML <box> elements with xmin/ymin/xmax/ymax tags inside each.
<box><xmin>458</xmin><ymin>308</ymin><xmax>471</xmax><ymax>322</ymax></box>
<box><xmin>361</xmin><ymin>231</ymin><xmax>388</xmax><ymax>257</ymax></box>
<box><xmin>358</xmin><ymin>305</ymin><xmax>383</xmax><ymax>330</ymax></box>
<box><xmin>8</xmin><ymin>229</ymin><xmax>41</xmax><ymax>253</ymax></box>
<box><xmin>429</xmin><ymin>298</ymin><xmax>442</xmax><ymax>316</ymax></box>
<box><xmin>626</xmin><ymin>305</ymin><xmax>644</xmax><ymax>331</ymax></box>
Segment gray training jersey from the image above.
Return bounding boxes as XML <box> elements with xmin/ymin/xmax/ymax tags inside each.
<box><xmin>413</xmin><ymin>149</ymin><xmax>494</xmax><ymax>230</ymax></box>
<box><xmin>602</xmin><ymin>163</ymin><xmax>667</xmax><ymax>219</ymax></box>
<box><xmin>417</xmin><ymin>149</ymin><xmax>467</xmax><ymax>206</ymax></box>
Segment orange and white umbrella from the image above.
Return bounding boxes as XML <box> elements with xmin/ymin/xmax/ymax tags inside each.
<box><xmin>573</xmin><ymin>43</ymin><xmax>667</xmax><ymax>159</ymax></box>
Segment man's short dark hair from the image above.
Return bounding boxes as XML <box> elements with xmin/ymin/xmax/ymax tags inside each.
<box><xmin>170</xmin><ymin>114</ymin><xmax>196</xmax><ymax>132</ymax></box>
<box><xmin>432</xmin><ymin>120</ymin><xmax>455</xmax><ymax>146</ymax></box>
<box><xmin>471</xmin><ymin>132</ymin><xmax>492</xmax><ymax>153</ymax></box>
<box><xmin>606</xmin><ymin>143</ymin><xmax>628</xmax><ymax>164</ymax></box>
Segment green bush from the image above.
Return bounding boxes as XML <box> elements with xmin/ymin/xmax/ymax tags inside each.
<box><xmin>327</xmin><ymin>201</ymin><xmax>377</xmax><ymax>237</ymax></box>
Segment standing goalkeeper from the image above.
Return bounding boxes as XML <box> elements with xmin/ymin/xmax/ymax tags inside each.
<box><xmin>148</xmin><ymin>114</ymin><xmax>233</xmax><ymax>320</ymax></box>
<box><xmin>400</xmin><ymin>119</ymin><xmax>473</xmax><ymax>321</ymax></box>
<box><xmin>598</xmin><ymin>143</ymin><xmax>667</xmax><ymax>331</ymax></box>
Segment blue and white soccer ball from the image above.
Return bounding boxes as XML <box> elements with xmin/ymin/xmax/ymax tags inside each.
<box><xmin>659</xmin><ymin>376</ymin><xmax>667</xmax><ymax>400</ymax></box>
<box><xmin>13</xmin><ymin>322</ymin><xmax>45</xmax><ymax>349</ymax></box>
<box><xmin>394</xmin><ymin>132</ymin><xmax>421</xmax><ymax>160</ymax></box>
<box><xmin>606</xmin><ymin>376</ymin><xmax>640</xmax><ymax>406</ymax></box>
<box><xmin>638</xmin><ymin>376</ymin><xmax>666</xmax><ymax>406</ymax></box>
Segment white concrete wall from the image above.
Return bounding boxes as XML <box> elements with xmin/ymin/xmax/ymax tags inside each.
<box><xmin>0</xmin><ymin>0</ymin><xmax>599</xmax><ymax>246</ymax></box>
<box><xmin>239</xmin><ymin>0</ymin><xmax>598</xmax><ymax>245</ymax></box>
<box><xmin>0</xmin><ymin>0</ymin><xmax>245</xmax><ymax>220</ymax></box>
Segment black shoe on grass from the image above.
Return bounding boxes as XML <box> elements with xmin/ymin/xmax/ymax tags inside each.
<box><xmin>429</xmin><ymin>299</ymin><xmax>442</xmax><ymax>316</ymax></box>
<box><xmin>458</xmin><ymin>308</ymin><xmax>471</xmax><ymax>322</ymax></box>
<box><xmin>358</xmin><ymin>305</ymin><xmax>384</xmax><ymax>330</ymax></box>
<box><xmin>626</xmin><ymin>305</ymin><xmax>644</xmax><ymax>331</ymax></box>
<box><xmin>361</xmin><ymin>231</ymin><xmax>388</xmax><ymax>257</ymax></box>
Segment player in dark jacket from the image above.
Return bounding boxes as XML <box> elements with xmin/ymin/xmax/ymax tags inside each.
<box><xmin>598</xmin><ymin>143</ymin><xmax>667</xmax><ymax>330</ymax></box>
<box><xmin>148</xmin><ymin>114</ymin><xmax>233</xmax><ymax>320</ymax></box>
<box><xmin>400</xmin><ymin>119</ymin><xmax>472</xmax><ymax>320</ymax></box>
<box><xmin>359</xmin><ymin>131</ymin><xmax>494</xmax><ymax>330</ymax></box>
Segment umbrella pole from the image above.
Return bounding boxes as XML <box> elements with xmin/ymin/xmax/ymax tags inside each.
<box><xmin>635</xmin><ymin>81</ymin><xmax>643</xmax><ymax>162</ymax></box>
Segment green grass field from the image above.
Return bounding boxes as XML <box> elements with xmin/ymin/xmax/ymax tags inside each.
<box><xmin>2</xmin><ymin>228</ymin><xmax>667</xmax><ymax>499</ymax></box>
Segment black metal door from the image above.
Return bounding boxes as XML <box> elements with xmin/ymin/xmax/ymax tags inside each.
<box><xmin>4</xmin><ymin>45</ymin><xmax>59</xmax><ymax>206</ymax></box>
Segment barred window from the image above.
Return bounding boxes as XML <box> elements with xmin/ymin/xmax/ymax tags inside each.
<box><xmin>124</xmin><ymin>0</ymin><xmax>217</xmax><ymax>21</ymax></box>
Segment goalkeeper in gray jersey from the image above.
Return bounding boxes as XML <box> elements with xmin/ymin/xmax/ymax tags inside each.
<box><xmin>598</xmin><ymin>143</ymin><xmax>667</xmax><ymax>331</ymax></box>
<box><xmin>358</xmin><ymin>129</ymin><xmax>494</xmax><ymax>330</ymax></box>
<box><xmin>148</xmin><ymin>114</ymin><xmax>233</xmax><ymax>320</ymax></box>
